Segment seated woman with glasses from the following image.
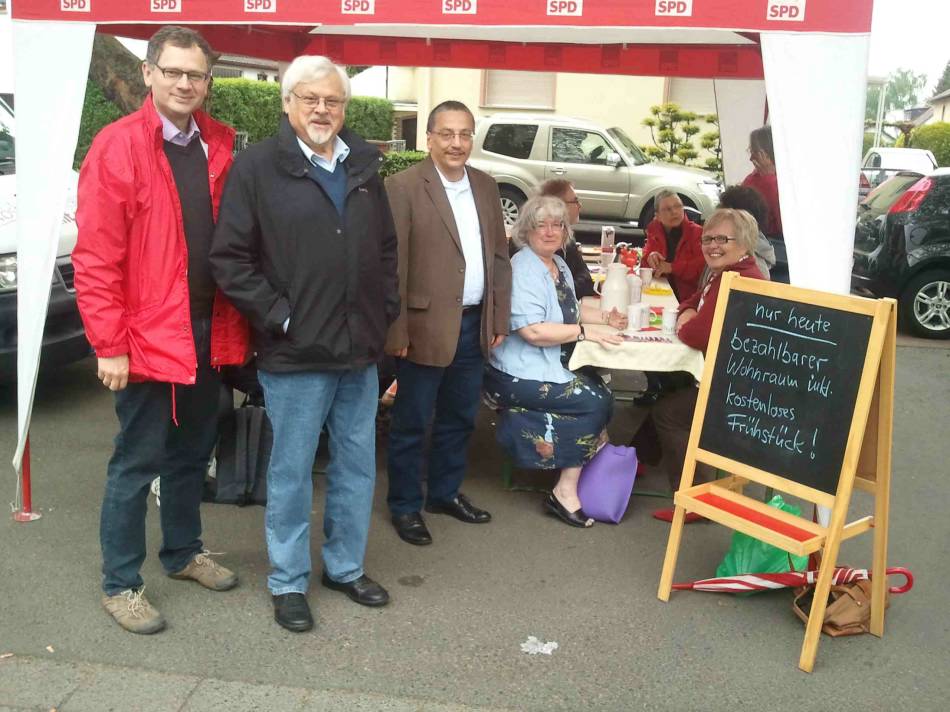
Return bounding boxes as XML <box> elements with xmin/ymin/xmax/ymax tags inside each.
<box><xmin>484</xmin><ymin>196</ymin><xmax>626</xmax><ymax>528</ymax></box>
<box><xmin>649</xmin><ymin>208</ymin><xmax>765</xmax><ymax>523</ymax></box>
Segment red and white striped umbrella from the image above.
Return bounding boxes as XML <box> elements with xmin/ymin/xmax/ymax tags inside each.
<box><xmin>672</xmin><ymin>567</ymin><xmax>913</xmax><ymax>594</ymax></box>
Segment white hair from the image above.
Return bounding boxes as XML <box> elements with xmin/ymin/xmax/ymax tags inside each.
<box><xmin>281</xmin><ymin>55</ymin><xmax>351</xmax><ymax>102</ymax></box>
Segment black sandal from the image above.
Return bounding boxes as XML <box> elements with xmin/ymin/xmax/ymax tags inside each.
<box><xmin>544</xmin><ymin>493</ymin><xmax>593</xmax><ymax>528</ymax></box>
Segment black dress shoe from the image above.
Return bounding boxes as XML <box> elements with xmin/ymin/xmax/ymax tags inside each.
<box><xmin>392</xmin><ymin>512</ymin><xmax>433</xmax><ymax>546</ymax></box>
<box><xmin>321</xmin><ymin>573</ymin><xmax>390</xmax><ymax>607</ymax></box>
<box><xmin>272</xmin><ymin>593</ymin><xmax>313</xmax><ymax>632</ymax></box>
<box><xmin>425</xmin><ymin>493</ymin><xmax>492</xmax><ymax>523</ymax></box>
<box><xmin>633</xmin><ymin>390</ymin><xmax>662</xmax><ymax>407</ymax></box>
<box><xmin>544</xmin><ymin>492</ymin><xmax>594</xmax><ymax>528</ymax></box>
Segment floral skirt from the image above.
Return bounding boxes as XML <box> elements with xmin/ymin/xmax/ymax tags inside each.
<box><xmin>483</xmin><ymin>366</ymin><xmax>614</xmax><ymax>469</ymax></box>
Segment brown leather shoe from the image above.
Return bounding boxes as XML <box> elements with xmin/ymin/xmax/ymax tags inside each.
<box><xmin>101</xmin><ymin>588</ymin><xmax>166</xmax><ymax>635</ymax></box>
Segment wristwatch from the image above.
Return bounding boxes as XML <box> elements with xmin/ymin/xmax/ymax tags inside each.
<box><xmin>577</xmin><ymin>325</ymin><xmax>586</xmax><ymax>342</ymax></box>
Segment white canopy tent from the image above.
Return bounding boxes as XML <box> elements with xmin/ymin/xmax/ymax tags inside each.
<box><xmin>9</xmin><ymin>1</ymin><xmax>873</xmax><ymax>509</ymax></box>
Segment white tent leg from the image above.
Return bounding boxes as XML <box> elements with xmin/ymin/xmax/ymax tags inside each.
<box><xmin>714</xmin><ymin>79</ymin><xmax>767</xmax><ymax>187</ymax></box>
<box><xmin>760</xmin><ymin>32</ymin><xmax>870</xmax><ymax>292</ymax></box>
<box><xmin>12</xmin><ymin>21</ymin><xmax>95</xmax><ymax>475</ymax></box>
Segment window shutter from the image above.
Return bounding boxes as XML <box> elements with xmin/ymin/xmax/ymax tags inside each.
<box><xmin>483</xmin><ymin>70</ymin><xmax>555</xmax><ymax>110</ymax></box>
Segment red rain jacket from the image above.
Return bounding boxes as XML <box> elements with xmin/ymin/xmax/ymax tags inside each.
<box><xmin>643</xmin><ymin>215</ymin><xmax>705</xmax><ymax>301</ymax></box>
<box><xmin>73</xmin><ymin>99</ymin><xmax>248</xmax><ymax>385</ymax></box>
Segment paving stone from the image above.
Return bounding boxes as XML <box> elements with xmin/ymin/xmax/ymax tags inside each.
<box><xmin>60</xmin><ymin>666</ymin><xmax>199</xmax><ymax>712</ymax></box>
<box><xmin>0</xmin><ymin>657</ymin><xmax>84</xmax><ymax>709</ymax></box>
<box><xmin>181</xmin><ymin>679</ymin><xmax>310</xmax><ymax>712</ymax></box>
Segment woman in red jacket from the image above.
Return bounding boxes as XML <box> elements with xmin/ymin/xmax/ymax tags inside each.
<box><xmin>650</xmin><ymin>208</ymin><xmax>765</xmax><ymax>522</ymax></box>
<box><xmin>642</xmin><ymin>189</ymin><xmax>705</xmax><ymax>301</ymax></box>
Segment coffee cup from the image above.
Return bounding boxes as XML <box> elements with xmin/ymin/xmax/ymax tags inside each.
<box><xmin>662</xmin><ymin>308</ymin><xmax>677</xmax><ymax>334</ymax></box>
<box><xmin>627</xmin><ymin>303</ymin><xmax>646</xmax><ymax>331</ymax></box>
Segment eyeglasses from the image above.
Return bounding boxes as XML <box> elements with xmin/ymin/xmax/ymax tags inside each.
<box><xmin>538</xmin><ymin>221</ymin><xmax>565</xmax><ymax>232</ymax></box>
<box><xmin>700</xmin><ymin>234</ymin><xmax>738</xmax><ymax>245</ymax></box>
<box><xmin>564</xmin><ymin>199</ymin><xmax>581</xmax><ymax>205</ymax></box>
<box><xmin>153</xmin><ymin>64</ymin><xmax>210</xmax><ymax>84</ymax></box>
<box><xmin>428</xmin><ymin>130</ymin><xmax>475</xmax><ymax>142</ymax></box>
<box><xmin>291</xmin><ymin>92</ymin><xmax>345</xmax><ymax>111</ymax></box>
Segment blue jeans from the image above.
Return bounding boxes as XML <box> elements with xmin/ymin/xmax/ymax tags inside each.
<box><xmin>387</xmin><ymin>309</ymin><xmax>484</xmax><ymax>516</ymax></box>
<box><xmin>100</xmin><ymin>318</ymin><xmax>219</xmax><ymax>596</ymax></box>
<box><xmin>257</xmin><ymin>365</ymin><xmax>378</xmax><ymax>595</ymax></box>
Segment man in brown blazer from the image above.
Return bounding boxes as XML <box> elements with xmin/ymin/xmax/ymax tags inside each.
<box><xmin>384</xmin><ymin>100</ymin><xmax>512</xmax><ymax>546</ymax></box>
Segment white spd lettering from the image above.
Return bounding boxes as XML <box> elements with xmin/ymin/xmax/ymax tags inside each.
<box><xmin>342</xmin><ymin>0</ymin><xmax>375</xmax><ymax>13</ymax></box>
<box><xmin>151</xmin><ymin>0</ymin><xmax>182</xmax><ymax>12</ymax></box>
<box><xmin>654</xmin><ymin>0</ymin><xmax>692</xmax><ymax>17</ymax></box>
<box><xmin>767</xmin><ymin>0</ymin><xmax>806</xmax><ymax>22</ymax></box>
<box><xmin>61</xmin><ymin>0</ymin><xmax>91</xmax><ymax>11</ymax></box>
<box><xmin>547</xmin><ymin>0</ymin><xmax>583</xmax><ymax>16</ymax></box>
<box><xmin>443</xmin><ymin>0</ymin><xmax>476</xmax><ymax>14</ymax></box>
<box><xmin>244</xmin><ymin>0</ymin><xmax>277</xmax><ymax>12</ymax></box>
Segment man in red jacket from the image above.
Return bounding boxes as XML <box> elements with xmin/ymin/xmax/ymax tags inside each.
<box><xmin>73</xmin><ymin>26</ymin><xmax>247</xmax><ymax>635</ymax></box>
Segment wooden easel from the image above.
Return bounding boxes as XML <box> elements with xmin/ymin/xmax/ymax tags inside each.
<box><xmin>657</xmin><ymin>274</ymin><xmax>896</xmax><ymax>673</ymax></box>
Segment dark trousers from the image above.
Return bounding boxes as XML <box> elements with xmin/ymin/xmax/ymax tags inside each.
<box><xmin>651</xmin><ymin>385</ymin><xmax>714</xmax><ymax>491</ymax></box>
<box><xmin>100</xmin><ymin>318</ymin><xmax>220</xmax><ymax>595</ymax></box>
<box><xmin>386</xmin><ymin>309</ymin><xmax>484</xmax><ymax>516</ymax></box>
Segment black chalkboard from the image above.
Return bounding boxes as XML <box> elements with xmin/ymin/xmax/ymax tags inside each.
<box><xmin>698</xmin><ymin>290</ymin><xmax>874</xmax><ymax>495</ymax></box>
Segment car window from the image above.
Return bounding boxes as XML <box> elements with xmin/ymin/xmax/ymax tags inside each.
<box><xmin>482</xmin><ymin>124</ymin><xmax>538</xmax><ymax>159</ymax></box>
<box><xmin>0</xmin><ymin>119</ymin><xmax>13</xmax><ymax>176</ymax></box>
<box><xmin>551</xmin><ymin>128</ymin><xmax>612</xmax><ymax>165</ymax></box>
<box><xmin>867</xmin><ymin>153</ymin><xmax>881</xmax><ymax>168</ymax></box>
<box><xmin>917</xmin><ymin>177</ymin><xmax>950</xmax><ymax>219</ymax></box>
<box><xmin>863</xmin><ymin>173</ymin><xmax>924</xmax><ymax>211</ymax></box>
<box><xmin>607</xmin><ymin>127</ymin><xmax>647</xmax><ymax>166</ymax></box>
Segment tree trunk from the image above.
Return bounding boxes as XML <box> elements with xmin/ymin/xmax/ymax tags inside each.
<box><xmin>89</xmin><ymin>34</ymin><xmax>147</xmax><ymax>114</ymax></box>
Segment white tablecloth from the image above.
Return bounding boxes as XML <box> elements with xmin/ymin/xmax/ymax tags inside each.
<box><xmin>569</xmin><ymin>280</ymin><xmax>705</xmax><ymax>381</ymax></box>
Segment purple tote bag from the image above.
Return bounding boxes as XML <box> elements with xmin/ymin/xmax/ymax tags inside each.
<box><xmin>577</xmin><ymin>444</ymin><xmax>638</xmax><ymax>523</ymax></box>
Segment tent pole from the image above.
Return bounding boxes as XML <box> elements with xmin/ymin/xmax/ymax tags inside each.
<box><xmin>13</xmin><ymin>434</ymin><xmax>41</xmax><ymax>523</ymax></box>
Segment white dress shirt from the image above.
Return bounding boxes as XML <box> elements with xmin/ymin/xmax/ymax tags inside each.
<box><xmin>296</xmin><ymin>135</ymin><xmax>350</xmax><ymax>171</ymax></box>
<box><xmin>157</xmin><ymin>110</ymin><xmax>207</xmax><ymax>157</ymax></box>
<box><xmin>436</xmin><ymin>167</ymin><xmax>485</xmax><ymax>306</ymax></box>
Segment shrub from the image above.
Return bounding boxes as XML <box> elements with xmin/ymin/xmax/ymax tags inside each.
<box><xmin>380</xmin><ymin>151</ymin><xmax>427</xmax><ymax>178</ymax></box>
<box><xmin>346</xmin><ymin>96</ymin><xmax>394</xmax><ymax>141</ymax></box>
<box><xmin>208</xmin><ymin>79</ymin><xmax>281</xmax><ymax>144</ymax></box>
<box><xmin>74</xmin><ymin>81</ymin><xmax>124</xmax><ymax>168</ymax></box>
<box><xmin>906</xmin><ymin>122</ymin><xmax>950</xmax><ymax>166</ymax></box>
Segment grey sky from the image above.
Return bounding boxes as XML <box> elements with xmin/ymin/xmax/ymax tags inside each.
<box><xmin>868</xmin><ymin>0</ymin><xmax>948</xmax><ymax>92</ymax></box>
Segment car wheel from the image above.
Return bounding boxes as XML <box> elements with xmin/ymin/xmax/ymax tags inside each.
<box><xmin>899</xmin><ymin>269</ymin><xmax>950</xmax><ymax>339</ymax></box>
<box><xmin>499</xmin><ymin>186</ymin><xmax>525</xmax><ymax>228</ymax></box>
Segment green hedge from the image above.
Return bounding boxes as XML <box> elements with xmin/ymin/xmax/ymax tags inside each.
<box><xmin>906</xmin><ymin>122</ymin><xmax>950</xmax><ymax>166</ymax></box>
<box><xmin>380</xmin><ymin>151</ymin><xmax>427</xmax><ymax>178</ymax></box>
<box><xmin>345</xmin><ymin>96</ymin><xmax>394</xmax><ymax>141</ymax></box>
<box><xmin>74</xmin><ymin>81</ymin><xmax>125</xmax><ymax>168</ymax></box>
<box><xmin>208</xmin><ymin>79</ymin><xmax>281</xmax><ymax>144</ymax></box>
<box><xmin>74</xmin><ymin>77</ymin><xmax>397</xmax><ymax>165</ymax></box>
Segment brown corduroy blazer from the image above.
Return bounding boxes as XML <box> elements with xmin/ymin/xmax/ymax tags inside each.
<box><xmin>384</xmin><ymin>157</ymin><xmax>512</xmax><ymax>367</ymax></box>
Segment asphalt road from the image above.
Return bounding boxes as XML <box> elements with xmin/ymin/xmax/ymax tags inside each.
<box><xmin>1</xmin><ymin>346</ymin><xmax>948</xmax><ymax>710</ymax></box>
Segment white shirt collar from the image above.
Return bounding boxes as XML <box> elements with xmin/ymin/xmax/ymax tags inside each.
<box><xmin>157</xmin><ymin>109</ymin><xmax>200</xmax><ymax>146</ymax></box>
<box><xmin>296</xmin><ymin>135</ymin><xmax>350</xmax><ymax>171</ymax></box>
<box><xmin>435</xmin><ymin>165</ymin><xmax>470</xmax><ymax>192</ymax></box>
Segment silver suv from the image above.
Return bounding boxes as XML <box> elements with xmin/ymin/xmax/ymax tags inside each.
<box><xmin>468</xmin><ymin>114</ymin><xmax>722</xmax><ymax>229</ymax></box>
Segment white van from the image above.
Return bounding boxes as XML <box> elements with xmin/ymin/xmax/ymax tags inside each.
<box><xmin>0</xmin><ymin>93</ymin><xmax>90</xmax><ymax>378</ymax></box>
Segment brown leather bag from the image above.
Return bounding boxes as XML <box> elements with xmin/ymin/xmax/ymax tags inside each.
<box><xmin>792</xmin><ymin>579</ymin><xmax>889</xmax><ymax>637</ymax></box>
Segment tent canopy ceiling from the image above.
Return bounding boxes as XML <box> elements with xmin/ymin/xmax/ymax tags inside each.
<box><xmin>14</xmin><ymin>1</ymin><xmax>873</xmax><ymax>34</ymax></box>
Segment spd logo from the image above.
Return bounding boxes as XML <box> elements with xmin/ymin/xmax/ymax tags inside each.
<box><xmin>342</xmin><ymin>0</ymin><xmax>375</xmax><ymax>13</ymax></box>
<box><xmin>655</xmin><ymin>0</ymin><xmax>692</xmax><ymax>17</ymax></box>
<box><xmin>767</xmin><ymin>0</ymin><xmax>806</xmax><ymax>22</ymax></box>
<box><xmin>443</xmin><ymin>0</ymin><xmax>476</xmax><ymax>14</ymax></box>
<box><xmin>547</xmin><ymin>0</ymin><xmax>583</xmax><ymax>16</ymax></box>
<box><xmin>61</xmin><ymin>0</ymin><xmax>91</xmax><ymax>11</ymax></box>
<box><xmin>151</xmin><ymin>0</ymin><xmax>182</xmax><ymax>12</ymax></box>
<box><xmin>244</xmin><ymin>0</ymin><xmax>277</xmax><ymax>12</ymax></box>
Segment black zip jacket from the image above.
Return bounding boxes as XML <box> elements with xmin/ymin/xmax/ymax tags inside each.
<box><xmin>210</xmin><ymin>118</ymin><xmax>399</xmax><ymax>372</ymax></box>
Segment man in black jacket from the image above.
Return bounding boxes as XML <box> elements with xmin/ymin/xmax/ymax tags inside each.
<box><xmin>211</xmin><ymin>55</ymin><xmax>398</xmax><ymax>633</ymax></box>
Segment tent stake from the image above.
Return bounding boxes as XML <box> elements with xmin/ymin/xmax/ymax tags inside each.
<box><xmin>13</xmin><ymin>435</ymin><xmax>41</xmax><ymax>523</ymax></box>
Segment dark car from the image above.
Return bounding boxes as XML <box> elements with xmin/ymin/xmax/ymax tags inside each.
<box><xmin>851</xmin><ymin>169</ymin><xmax>950</xmax><ymax>339</ymax></box>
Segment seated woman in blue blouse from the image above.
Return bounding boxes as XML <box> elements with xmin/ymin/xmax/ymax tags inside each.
<box><xmin>485</xmin><ymin>196</ymin><xmax>626</xmax><ymax>528</ymax></box>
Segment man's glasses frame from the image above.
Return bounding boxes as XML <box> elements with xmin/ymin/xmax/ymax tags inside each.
<box><xmin>153</xmin><ymin>64</ymin><xmax>211</xmax><ymax>85</ymax></box>
<box><xmin>428</xmin><ymin>129</ymin><xmax>476</xmax><ymax>142</ymax></box>
<box><xmin>290</xmin><ymin>92</ymin><xmax>346</xmax><ymax>111</ymax></box>
<box><xmin>700</xmin><ymin>234</ymin><xmax>738</xmax><ymax>246</ymax></box>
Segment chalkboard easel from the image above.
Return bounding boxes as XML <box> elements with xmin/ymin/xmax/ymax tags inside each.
<box><xmin>656</xmin><ymin>273</ymin><xmax>896</xmax><ymax>673</ymax></box>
